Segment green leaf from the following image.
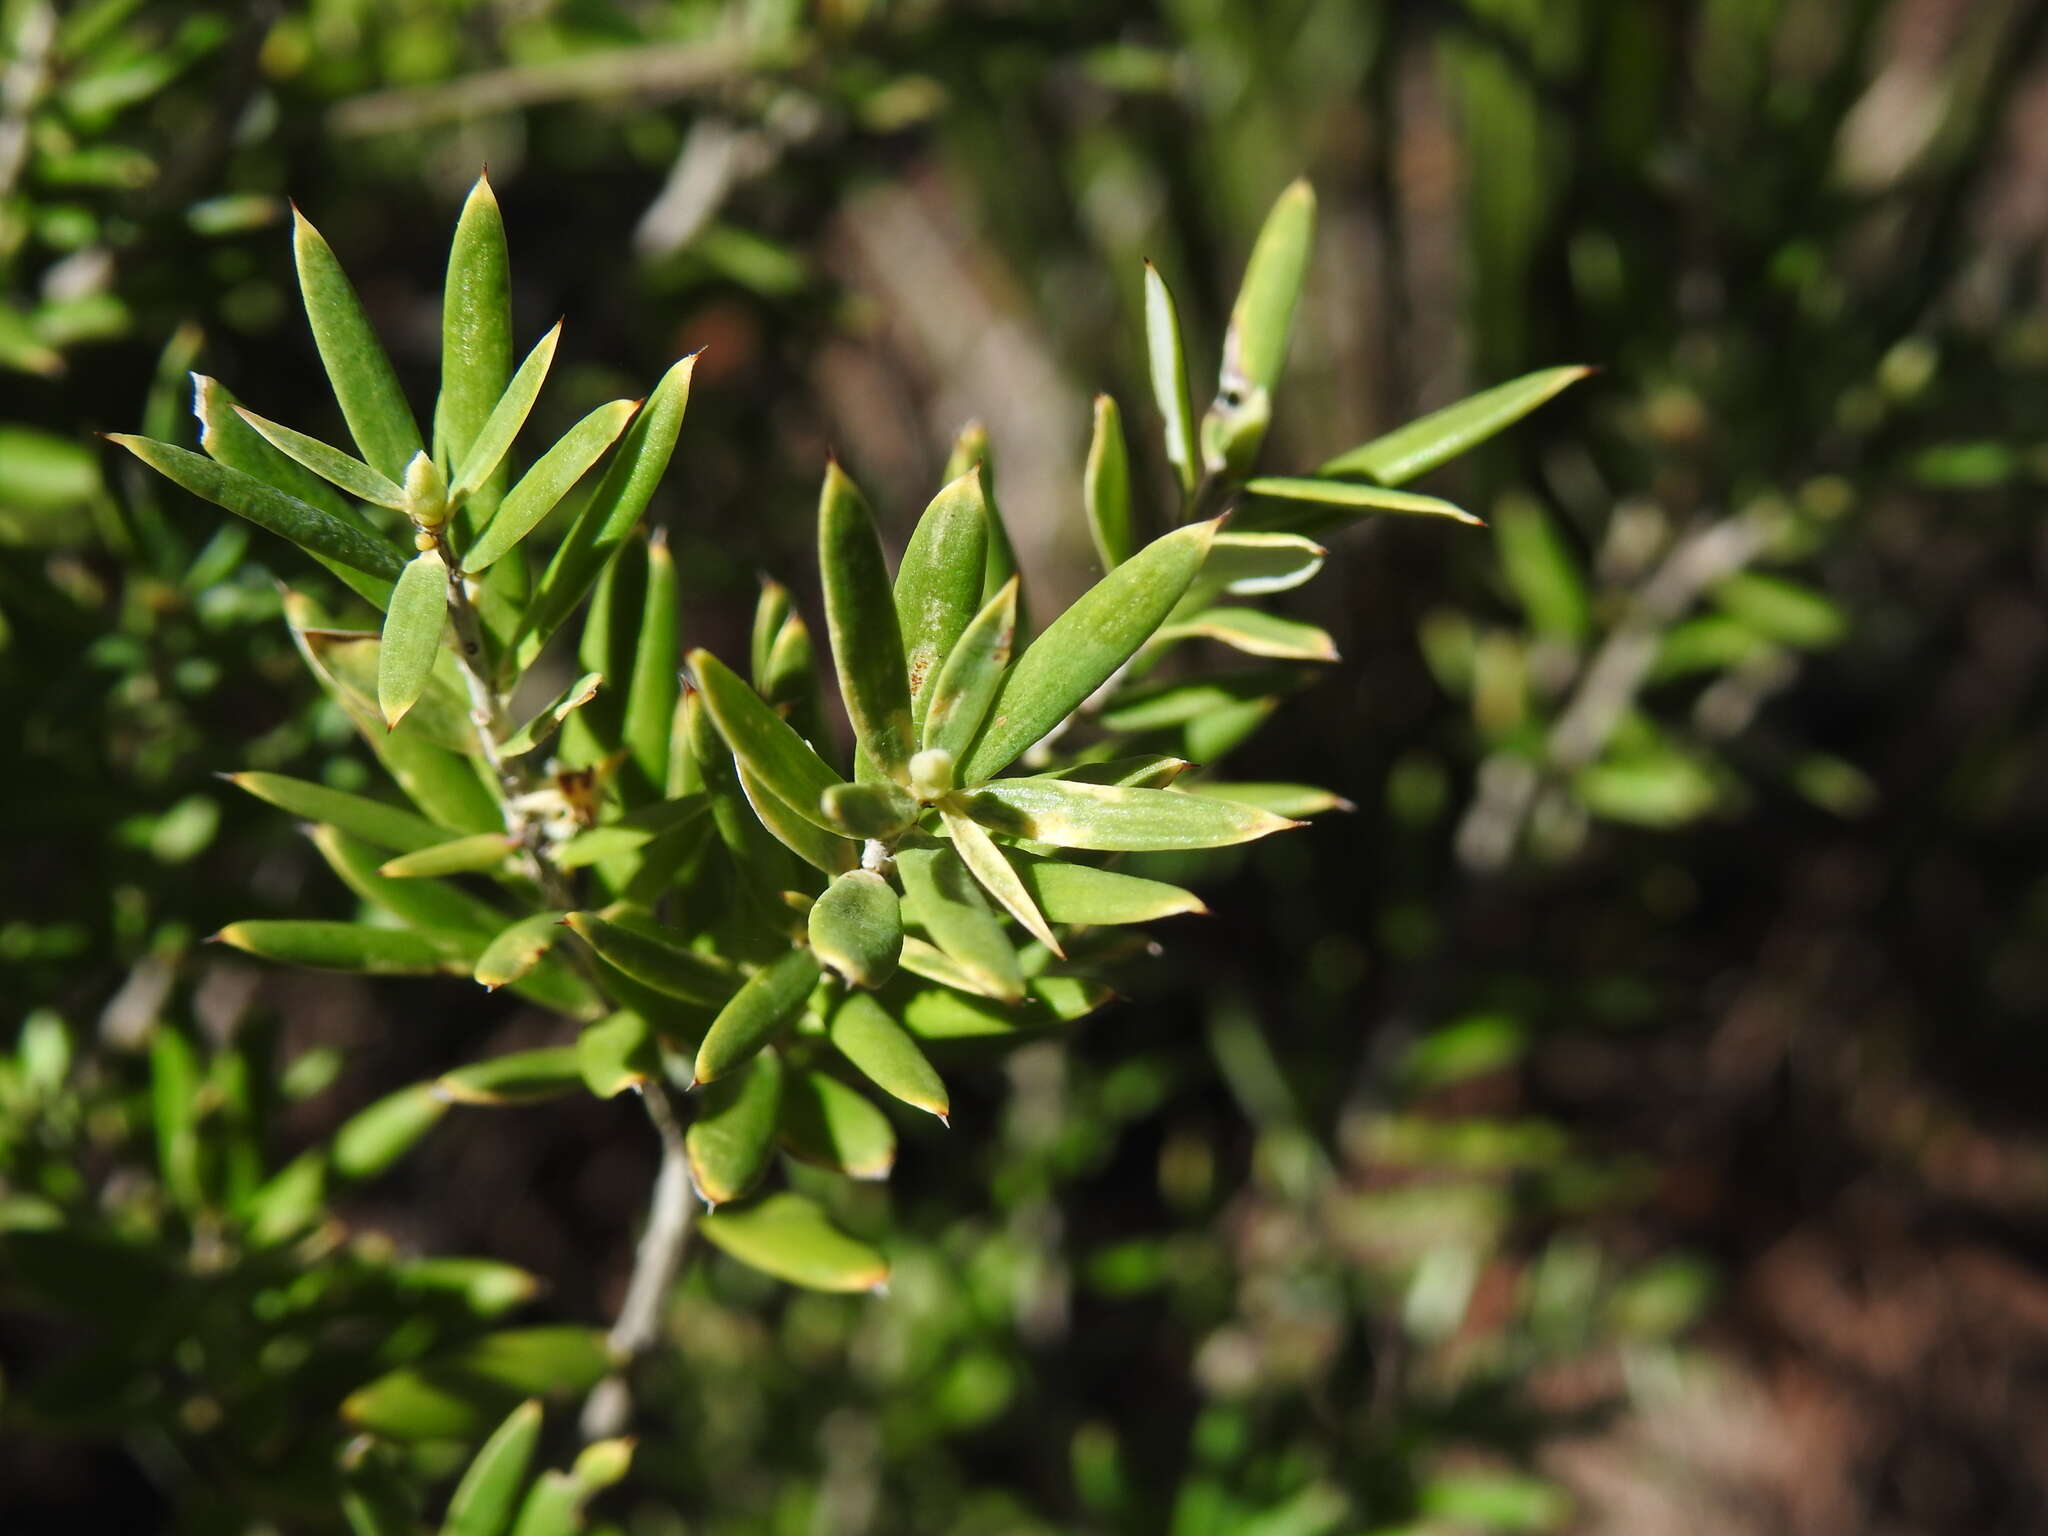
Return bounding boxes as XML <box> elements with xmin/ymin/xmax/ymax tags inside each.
<box><xmin>442</xmin><ymin>1399</ymin><xmax>543</xmax><ymax>1536</ymax></box>
<box><xmin>751</xmin><ymin>579</ymin><xmax>793</xmax><ymax>687</ymax></box>
<box><xmin>1189</xmin><ymin>531</ymin><xmax>1325</xmax><ymax>600</ymax></box>
<box><xmin>1084</xmin><ymin>393</ymin><xmax>1134</xmax><ymax>570</ymax></box>
<box><xmin>1712</xmin><ymin>571</ymin><xmax>1846</xmax><ymax>648</ymax></box>
<box><xmin>893</xmin><ymin>975</ymin><xmax>1112</xmax><ymax>1046</ymax></box>
<box><xmin>377</xmin><ymin>832</ymin><xmax>516</xmax><ymax>879</ymax></box>
<box><xmin>1221</xmin><ymin>178</ymin><xmax>1316</xmax><ymax>401</ymax></box>
<box><xmin>1143</xmin><ymin>261</ymin><xmax>1198</xmax><ymax>496</ymax></box>
<box><xmin>778</xmin><ymin>1069</ymin><xmax>896</xmax><ymax>1180</ymax></box>
<box><xmin>302</xmin><ymin>625</ymin><xmax>480</xmax><ymax>755</ymax></box>
<box><xmin>474</xmin><ymin>912</ymin><xmax>569</xmax><ymax>992</ymax></box>
<box><xmin>1157</xmin><ymin>606</ymin><xmax>1338</xmax><ymax>662</ymax></box>
<box><xmin>436</xmin><ymin>1047</ymin><xmax>584</xmax><ymax>1106</ymax></box>
<box><xmin>563</xmin><ymin>911</ymin><xmax>736</xmax><ymax>1007</ymax></box>
<box><xmin>521</xmin><ymin>352</ymin><xmax>697</xmax><ymax>662</ymax></box>
<box><xmin>462</xmin><ymin>398</ymin><xmax>638</xmax><ymax>574</ymax></box>
<box><xmin>808</xmin><ymin>869</ymin><xmax>903</xmax><ymax>990</ymax></box>
<box><xmin>899</xmin><ymin>935</ymin><xmax>1013</xmax><ymax>999</ymax></box>
<box><xmin>829</xmin><ymin>991</ymin><xmax>948</xmax><ymax>1118</ymax></box>
<box><xmin>213</xmin><ymin>919</ymin><xmax>456</xmax><ymax>975</ymax></box>
<box><xmin>1096</xmin><ymin>668</ymin><xmax>1298</xmax><ymax>733</ymax></box>
<box><xmin>944</xmin><ymin>420</ymin><xmax>1020</xmax><ymax>615</ymax></box>
<box><xmin>960</xmin><ymin>520</ymin><xmax>1218</xmax><ymax>782</ymax></box>
<box><xmin>1319</xmin><ymin>365</ymin><xmax>1593</xmax><ymax>485</ymax></box>
<box><xmin>550</xmin><ymin>796</ymin><xmax>705</xmax><ymax>870</ymax></box>
<box><xmin>109</xmin><ymin>435</ymin><xmax>404</xmax><ymax>581</ymax></box>
<box><xmin>763</xmin><ymin>611</ymin><xmax>827</xmax><ymax>748</ymax></box>
<box><xmin>230</xmin><ymin>406</ymin><xmax>407</xmax><ymax>508</ymax></box>
<box><xmin>436</xmin><ymin>174</ymin><xmax>514</xmax><ymax>505</ymax></box>
<box><xmin>686</xmin><ymin>1048</ymin><xmax>783</xmax><ymax>1206</ymax></box>
<box><xmin>1183</xmin><ymin>781</ymin><xmax>1353</xmax><ymax>818</ymax></box>
<box><xmin>894</xmin><ymin>845</ymin><xmax>1024</xmax><ymax>1003</ymax></box>
<box><xmin>893</xmin><ymin>468</ymin><xmax>988</xmax><ymax>731</ymax></box>
<box><xmin>500</xmin><ymin>672</ymin><xmax>604</xmax><ymax>758</ymax></box>
<box><xmin>937</xmin><ymin>802</ymin><xmax>1061</xmax><ymax>955</ymax></box>
<box><xmin>293</xmin><ymin>207</ymin><xmax>424</xmax><ymax>481</ymax></box>
<box><xmin>819</xmin><ymin>780</ymin><xmax>920</xmax><ymax>840</ymax></box>
<box><xmin>1043</xmin><ymin>754</ymin><xmax>1191</xmax><ymax>788</ymax></box>
<box><xmin>341</xmin><ymin>1327</ymin><xmax>612</xmax><ymax>1441</ymax></box>
<box><xmin>689</xmin><ymin>648</ymin><xmax>846</xmax><ymax>832</ymax></box>
<box><xmin>1240</xmin><ymin>476</ymin><xmax>1481</xmax><ymax>530</ymax></box>
<box><xmin>693</xmin><ymin>946</ymin><xmax>822</xmax><ymax>1085</ymax></box>
<box><xmin>922</xmin><ymin>575</ymin><xmax>1018</xmax><ymax>762</ymax></box>
<box><xmin>379</xmin><ymin>548</ymin><xmax>450</xmax><ymax>729</ymax></box>
<box><xmin>818</xmin><ymin>461</ymin><xmax>916</xmax><ymax>781</ymax></box>
<box><xmin>452</xmin><ymin>322</ymin><xmax>561</xmax><ymax>501</ymax></box>
<box><xmin>392</xmin><ymin>1257</ymin><xmax>540</xmax><ymax>1317</ymax></box>
<box><xmin>1009</xmin><ymin>851</ymin><xmax>1207</xmax><ymax>923</ymax></box>
<box><xmin>332</xmin><ymin>1082</ymin><xmax>447</xmax><ymax>1180</ymax></box>
<box><xmin>961</xmin><ymin>779</ymin><xmax>1299</xmax><ymax>851</ymax></box>
<box><xmin>735</xmin><ymin>762</ymin><xmax>859</xmax><ymax>876</ymax></box>
<box><xmin>506</xmin><ymin>1472</ymin><xmax>585</xmax><ymax>1536</ymax></box>
<box><xmin>698</xmin><ymin>1192</ymin><xmax>889</xmax><ymax>1293</ymax></box>
<box><xmin>225</xmin><ymin>772</ymin><xmax>443</xmax><ymax>853</ymax></box>
<box><xmin>621</xmin><ymin>530</ymin><xmax>680</xmax><ymax>800</ymax></box>
<box><xmin>571</xmin><ymin>1437</ymin><xmax>634</xmax><ymax>1494</ymax></box>
<box><xmin>576</xmin><ymin>1011</ymin><xmax>654</xmax><ymax>1099</ymax></box>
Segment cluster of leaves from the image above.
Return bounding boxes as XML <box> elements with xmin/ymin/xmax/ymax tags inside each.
<box><xmin>98</xmin><ymin>168</ymin><xmax>1576</xmax><ymax>1460</ymax></box>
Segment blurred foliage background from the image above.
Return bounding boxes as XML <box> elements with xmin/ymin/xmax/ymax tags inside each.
<box><xmin>7</xmin><ymin>0</ymin><xmax>2048</xmax><ymax>1531</ymax></box>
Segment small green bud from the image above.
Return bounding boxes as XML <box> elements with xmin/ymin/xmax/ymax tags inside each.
<box><xmin>403</xmin><ymin>450</ymin><xmax>449</xmax><ymax>528</ymax></box>
<box><xmin>909</xmin><ymin>747</ymin><xmax>955</xmax><ymax>800</ymax></box>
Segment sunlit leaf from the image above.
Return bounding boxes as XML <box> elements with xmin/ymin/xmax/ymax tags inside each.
<box><xmin>436</xmin><ymin>173</ymin><xmax>513</xmax><ymax>511</ymax></box>
<box><xmin>697</xmin><ymin>1192</ymin><xmax>889</xmax><ymax>1293</ymax></box>
<box><xmin>451</xmin><ymin>322</ymin><xmax>561</xmax><ymax>501</ymax></box>
<box><xmin>499</xmin><ymin>671</ymin><xmax>604</xmax><ymax>758</ymax></box>
<box><xmin>1009</xmin><ymin>850</ymin><xmax>1206</xmax><ymax>923</ymax></box>
<box><xmin>230</xmin><ymin>406</ymin><xmax>406</xmax><ymax>508</ymax></box>
<box><xmin>894</xmin><ymin>844</ymin><xmax>1024</xmax><ymax>1003</ymax></box>
<box><xmin>475</xmin><ymin>911</ymin><xmax>569</xmax><ymax>992</ymax></box>
<box><xmin>689</xmin><ymin>648</ymin><xmax>846</xmax><ymax>832</ymax></box>
<box><xmin>693</xmin><ymin>946</ymin><xmax>822</xmax><ymax>1085</ymax></box>
<box><xmin>576</xmin><ymin>1011</ymin><xmax>654</xmax><ymax>1099</ymax></box>
<box><xmin>378</xmin><ymin>547</ymin><xmax>449</xmax><ymax>729</ymax></box>
<box><xmin>829</xmin><ymin>991</ymin><xmax>948</xmax><ymax>1118</ymax></box>
<box><xmin>376</xmin><ymin>831</ymin><xmax>516</xmax><ymax>879</ymax></box>
<box><xmin>1144</xmin><ymin>261</ymin><xmax>1198</xmax><ymax>496</ymax></box>
<box><xmin>293</xmin><ymin>207</ymin><xmax>424</xmax><ymax>480</ymax></box>
<box><xmin>213</xmin><ymin>919</ymin><xmax>456</xmax><ymax>975</ymax></box>
<box><xmin>1084</xmin><ymin>393</ymin><xmax>1134</xmax><ymax>570</ymax></box>
<box><xmin>686</xmin><ymin>1048</ymin><xmax>783</xmax><ymax>1205</ymax></box>
<box><xmin>922</xmin><ymin>575</ymin><xmax>1018</xmax><ymax>763</ymax></box>
<box><xmin>735</xmin><ymin>761</ymin><xmax>859</xmax><ymax>876</ymax></box>
<box><xmin>1319</xmin><ymin>365</ymin><xmax>1592</xmax><ymax>485</ymax></box>
<box><xmin>1183</xmin><ymin>781</ymin><xmax>1352</xmax><ymax>818</ymax></box>
<box><xmin>225</xmin><ymin>771</ymin><xmax>442</xmax><ymax>854</ymax></box>
<box><xmin>819</xmin><ymin>780</ymin><xmax>920</xmax><ymax>841</ymax></box>
<box><xmin>818</xmin><ymin>461</ymin><xmax>915</xmax><ymax>780</ymax></box>
<box><xmin>778</xmin><ymin>1068</ymin><xmax>896</xmax><ymax>1179</ymax></box>
<box><xmin>960</xmin><ymin>778</ymin><xmax>1299</xmax><ymax>851</ymax></box>
<box><xmin>807</xmin><ymin>869</ymin><xmax>902</xmax><ymax>990</ymax></box>
<box><xmin>961</xmin><ymin>520</ymin><xmax>1218</xmax><ymax>782</ymax></box>
<box><xmin>462</xmin><ymin>398</ymin><xmax>637</xmax><ymax>574</ymax></box>
<box><xmin>894</xmin><ymin>467</ymin><xmax>989</xmax><ymax>732</ymax></box>
<box><xmin>937</xmin><ymin>802</ymin><xmax>1061</xmax><ymax>955</ymax></box>
<box><xmin>1241</xmin><ymin>475</ymin><xmax>1481</xmax><ymax>529</ymax></box>
<box><xmin>1158</xmin><ymin>606</ymin><xmax>1337</xmax><ymax>661</ymax></box>
<box><xmin>1221</xmin><ymin>178</ymin><xmax>1316</xmax><ymax>401</ymax></box>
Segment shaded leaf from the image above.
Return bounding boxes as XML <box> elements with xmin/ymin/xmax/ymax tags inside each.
<box><xmin>894</xmin><ymin>844</ymin><xmax>1024</xmax><ymax>1003</ymax></box>
<box><xmin>693</xmin><ymin>946</ymin><xmax>822</xmax><ymax>1085</ymax></box>
<box><xmin>1084</xmin><ymin>393</ymin><xmax>1134</xmax><ymax>570</ymax></box>
<box><xmin>819</xmin><ymin>461</ymin><xmax>915</xmax><ymax>780</ymax></box>
<box><xmin>213</xmin><ymin>919</ymin><xmax>455</xmax><ymax>975</ymax></box>
<box><xmin>778</xmin><ymin>1068</ymin><xmax>896</xmax><ymax>1180</ymax></box>
<box><xmin>564</xmin><ymin>911</ymin><xmax>736</xmax><ymax>1007</ymax></box>
<box><xmin>1144</xmin><ymin>261</ymin><xmax>1198</xmax><ymax>496</ymax></box>
<box><xmin>686</xmin><ymin>1048</ymin><xmax>783</xmax><ymax>1206</ymax></box>
<box><xmin>475</xmin><ymin>912</ymin><xmax>570</xmax><ymax>992</ymax></box>
<box><xmin>437</xmin><ymin>1048</ymin><xmax>584</xmax><ymax>1106</ymax></box>
<box><xmin>819</xmin><ymin>780</ymin><xmax>920</xmax><ymax>841</ymax></box>
<box><xmin>937</xmin><ymin>802</ymin><xmax>1061</xmax><ymax>955</ymax></box>
<box><xmin>576</xmin><ymin>1011</ymin><xmax>654</xmax><ymax>1099</ymax></box>
<box><xmin>332</xmin><ymin>1082</ymin><xmax>446</xmax><ymax>1180</ymax></box>
<box><xmin>225</xmin><ymin>771</ymin><xmax>442</xmax><ymax>854</ymax></box>
<box><xmin>689</xmin><ymin>648</ymin><xmax>845</xmax><ymax>832</ymax></box>
<box><xmin>442</xmin><ymin>1398</ymin><xmax>542</xmax><ymax>1536</ymax></box>
<box><xmin>341</xmin><ymin>1327</ymin><xmax>612</xmax><ymax>1441</ymax></box>
<box><xmin>808</xmin><ymin>869</ymin><xmax>903</xmax><ymax>990</ymax></box>
<box><xmin>1010</xmin><ymin>850</ymin><xmax>1207</xmax><ymax>924</ymax></box>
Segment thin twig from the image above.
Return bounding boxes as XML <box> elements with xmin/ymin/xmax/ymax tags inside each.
<box><xmin>581</xmin><ymin>1076</ymin><xmax>697</xmax><ymax>1441</ymax></box>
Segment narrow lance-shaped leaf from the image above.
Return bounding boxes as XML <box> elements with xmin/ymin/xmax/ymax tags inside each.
<box><xmin>830</xmin><ymin>991</ymin><xmax>948</xmax><ymax>1119</ymax></box>
<box><xmin>451</xmin><ymin>321</ymin><xmax>562</xmax><ymax>502</ymax></box>
<box><xmin>230</xmin><ymin>407</ymin><xmax>407</xmax><ymax>508</ymax></box>
<box><xmin>1319</xmin><ymin>365</ymin><xmax>1593</xmax><ymax>485</ymax></box>
<box><xmin>1085</xmin><ymin>393</ymin><xmax>1133</xmax><ymax>570</ymax></box>
<box><xmin>894</xmin><ymin>468</ymin><xmax>988</xmax><ymax>730</ymax></box>
<box><xmin>819</xmin><ymin>461</ymin><xmax>915</xmax><ymax>781</ymax></box>
<box><xmin>441</xmin><ymin>1399</ymin><xmax>543</xmax><ymax>1536</ymax></box>
<box><xmin>293</xmin><ymin>207</ymin><xmax>424</xmax><ymax>480</ymax></box>
<box><xmin>961</xmin><ymin>778</ymin><xmax>1302</xmax><ymax>852</ymax></box>
<box><xmin>778</xmin><ymin>1069</ymin><xmax>895</xmax><ymax>1180</ymax></box>
<box><xmin>213</xmin><ymin>920</ymin><xmax>456</xmax><ymax>975</ymax></box>
<box><xmin>937</xmin><ymin>801</ymin><xmax>1062</xmax><ymax>956</ymax></box>
<box><xmin>960</xmin><ymin>519</ymin><xmax>1218</xmax><ymax>783</ymax></box>
<box><xmin>1157</xmin><ymin>606</ymin><xmax>1339</xmax><ymax>662</ymax></box>
<box><xmin>378</xmin><ymin>547</ymin><xmax>449</xmax><ymax>729</ymax></box>
<box><xmin>620</xmin><ymin>528</ymin><xmax>680</xmax><ymax>801</ymax></box>
<box><xmin>520</xmin><ymin>352</ymin><xmax>697</xmax><ymax>662</ymax></box>
<box><xmin>808</xmin><ymin>869</ymin><xmax>903</xmax><ymax>990</ymax></box>
<box><xmin>341</xmin><ymin>1327</ymin><xmax>611</xmax><ymax>1442</ymax></box>
<box><xmin>1183</xmin><ymin>781</ymin><xmax>1353</xmax><ymax>818</ymax></box>
<box><xmin>899</xmin><ymin>935</ymin><xmax>1015</xmax><ymax>999</ymax></box>
<box><xmin>1009</xmin><ymin>850</ymin><xmax>1207</xmax><ymax>924</ymax></box>
<box><xmin>751</xmin><ymin>578</ymin><xmax>793</xmax><ymax>687</ymax></box>
<box><xmin>1188</xmin><ymin>530</ymin><xmax>1326</xmax><ymax>600</ymax></box>
<box><xmin>109</xmin><ymin>436</ymin><xmax>405</xmax><ymax>582</ymax></box>
<box><xmin>437</xmin><ymin>1049</ymin><xmax>584</xmax><ymax>1106</ymax></box>
<box><xmin>686</xmin><ymin>1048</ymin><xmax>783</xmax><ymax>1206</ymax></box>
<box><xmin>1226</xmin><ymin>179</ymin><xmax>1316</xmax><ymax>401</ymax></box>
<box><xmin>697</xmin><ymin>1191</ymin><xmax>889</xmax><ymax>1293</ymax></box>
<box><xmin>462</xmin><ymin>398</ymin><xmax>638</xmax><ymax>574</ymax></box>
<box><xmin>191</xmin><ymin>374</ymin><xmax>393</xmax><ymax>607</ymax></box>
<box><xmin>499</xmin><ymin>671</ymin><xmax>603</xmax><ymax>758</ymax></box>
<box><xmin>1237</xmin><ymin>476</ymin><xmax>1481</xmax><ymax>532</ymax></box>
<box><xmin>689</xmin><ymin>648</ymin><xmax>846</xmax><ymax>833</ymax></box>
<box><xmin>475</xmin><ymin>912</ymin><xmax>569</xmax><ymax>992</ymax></box>
<box><xmin>377</xmin><ymin>832</ymin><xmax>515</xmax><ymax>879</ymax></box>
<box><xmin>735</xmin><ymin>761</ymin><xmax>858</xmax><ymax>877</ymax></box>
<box><xmin>576</xmin><ymin>1011</ymin><xmax>654</xmax><ymax>1099</ymax></box>
<box><xmin>224</xmin><ymin>771</ymin><xmax>443</xmax><ymax>853</ymax></box>
<box><xmin>332</xmin><ymin>1082</ymin><xmax>447</xmax><ymax>1181</ymax></box>
<box><xmin>694</xmin><ymin>946</ymin><xmax>822</xmax><ymax>1085</ymax></box>
<box><xmin>944</xmin><ymin>420</ymin><xmax>1020</xmax><ymax>613</ymax></box>
<box><xmin>1144</xmin><ymin>261</ymin><xmax>1198</xmax><ymax>497</ymax></box>
<box><xmin>563</xmin><ymin>911</ymin><xmax>736</xmax><ymax>1007</ymax></box>
<box><xmin>894</xmin><ymin>844</ymin><xmax>1024</xmax><ymax>1002</ymax></box>
<box><xmin>436</xmin><ymin>173</ymin><xmax>513</xmax><ymax>501</ymax></box>
<box><xmin>922</xmin><ymin>574</ymin><xmax>1017</xmax><ymax>762</ymax></box>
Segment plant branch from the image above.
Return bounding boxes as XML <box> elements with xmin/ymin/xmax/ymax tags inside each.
<box><xmin>581</xmin><ymin>1075</ymin><xmax>697</xmax><ymax>1441</ymax></box>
